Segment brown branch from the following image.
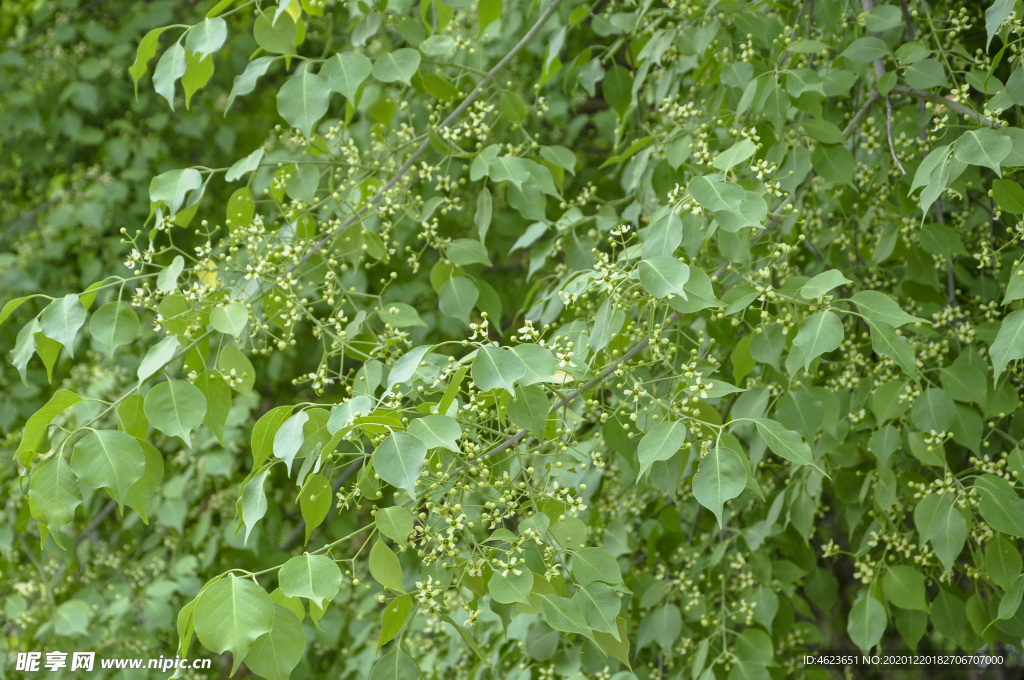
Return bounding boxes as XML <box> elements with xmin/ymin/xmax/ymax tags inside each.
<box><xmin>295</xmin><ymin>0</ymin><xmax>566</xmax><ymax>270</ymax></box>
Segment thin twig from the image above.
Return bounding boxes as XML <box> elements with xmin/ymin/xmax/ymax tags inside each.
<box><xmin>295</xmin><ymin>0</ymin><xmax>565</xmax><ymax>269</ymax></box>
<box><xmin>889</xmin><ymin>84</ymin><xmax>1003</xmax><ymax>129</ymax></box>
<box><xmin>885</xmin><ymin>95</ymin><xmax>907</xmax><ymax>175</ymax></box>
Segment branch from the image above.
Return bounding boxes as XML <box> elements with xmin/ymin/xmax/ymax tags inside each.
<box><xmin>295</xmin><ymin>0</ymin><xmax>565</xmax><ymax>269</ymax></box>
<box><xmin>889</xmin><ymin>85</ymin><xmax>1003</xmax><ymax>129</ymax></box>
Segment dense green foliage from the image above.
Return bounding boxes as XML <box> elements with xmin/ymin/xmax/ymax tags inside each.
<box><xmin>6</xmin><ymin>0</ymin><xmax>1024</xmax><ymax>678</ymax></box>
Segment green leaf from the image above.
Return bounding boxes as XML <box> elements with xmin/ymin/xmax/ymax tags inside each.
<box><xmin>185</xmin><ymin>17</ymin><xmax>227</xmax><ymax>58</ymax></box>
<box><xmin>868</xmin><ymin>321</ymin><xmax>917</xmax><ymax>378</ymax></box>
<box><xmin>376</xmin><ymin>506</ymin><xmax>414</xmax><ymax>543</ymax></box>
<box><xmin>369</xmin><ymin>649</ymin><xmax>420</xmax><ymax>680</ymax></box>
<box><xmin>144</xmin><ymin>380</ymin><xmax>207</xmax><ymax>445</ymax></box>
<box><xmin>993</xmin><ymin>178</ymin><xmax>1024</xmax><ymax>213</ymax></box>
<box><xmin>277</xmin><ymin>67</ymin><xmax>331</xmax><ymax>138</ymax></box>
<box><xmin>129</xmin><ymin>27</ymin><xmax>172</xmax><ymax>97</ymax></box>
<box><xmin>116</xmin><ymin>394</ymin><xmax>148</xmax><ymax>440</ymax></box>
<box><xmin>150</xmin><ymin>168</ymin><xmax>202</xmax><ymax>215</ymax></box>
<box><xmin>241</xmin><ymin>470</ymin><xmax>269</xmax><ymax>543</ymax></box>
<box><xmin>753</xmin><ymin>419</ymin><xmax>815</xmax><ymax>466</ymax></box>
<box><xmin>953</xmin><ymin>128</ymin><xmax>1009</xmax><ymax>176</ymax></box>
<box><xmin>793</xmin><ymin>310</ymin><xmax>844</xmax><ymax>369</ymax></box>
<box><xmin>692</xmin><ymin>445</ymin><xmax>746</xmax><ymax>527</ymax></box>
<box><xmin>15</xmin><ymin>389</ymin><xmax>82</xmax><ymax>467</ymax></box>
<box><xmin>638</xmin><ymin>257</ymin><xmax>689</xmax><ymax>299</ymax></box>
<box><xmin>572</xmin><ymin>547</ymin><xmax>622</xmax><ymax>586</ymax></box>
<box><xmin>540</xmin><ymin>594</ymin><xmax>593</xmax><ymax>638</ymax></box>
<box><xmin>940</xmin><ymin>364</ymin><xmax>987</xmax><ymax>404</ymax></box>
<box><xmin>227</xmin><ymin>57</ymin><xmax>275</xmax><ymax>111</ymax></box>
<box><xmin>299</xmin><ymin>473</ymin><xmax>332</xmax><ymax>544</ymax></box>
<box><xmin>71</xmin><ymin>430</ymin><xmax>146</xmax><ymax>511</ymax></box>
<box><xmin>252</xmin><ymin>405</ymin><xmax>295</xmax><ymax>468</ymax></box>
<box><xmin>713</xmin><ymin>138</ymin><xmax>757</xmax><ymax>172</ymax></box>
<box><xmin>372</xmin><ymin>48</ymin><xmax>421</xmax><ymax>84</ymax></box>
<box><xmin>991</xmin><ymin>310</ymin><xmax>1024</xmax><ymax>379</ymax></box>
<box><xmin>882</xmin><ymin>565</ymin><xmax>928</xmax><ymax>611</ymax></box>
<box><xmin>194</xmin><ymin>576</ymin><xmax>275</xmax><ymax>674</ymax></box>
<box><xmin>986</xmin><ymin>536</ymin><xmax>1023</xmax><ymax>591</ymax></box>
<box><xmin>799</xmin><ymin>270</ymin><xmax>851</xmax><ymax>299</ymax></box>
<box><xmin>211</xmin><ymin>302</ymin><xmax>248</xmax><ymax>337</ymax></box>
<box><xmin>279</xmin><ymin>554</ymin><xmax>343</xmax><ymax>608</ymax></box>
<box><xmin>688</xmin><ymin>175</ymin><xmax>745</xmax><ymax>211</ymax></box>
<box><xmin>89</xmin><ymin>302</ymin><xmax>140</xmax><ymax>356</ymax></box>
<box><xmin>507</xmin><ymin>384</ymin><xmax>549</xmax><ymax>439</ymax></box>
<box><xmin>379</xmin><ymin>595</ymin><xmax>413</xmax><ymax>650</ymax></box>
<box><xmin>446</xmin><ymin>238</ymin><xmax>492</xmax><ymax>267</ymax></box>
<box><xmin>986</xmin><ymin>0</ymin><xmax>1015</xmax><ymax>49</ymax></box>
<box><xmin>472</xmin><ymin>345</ymin><xmax>527</xmax><ymax>394</ymax></box>
<box><xmin>910</xmin><ymin>388</ymin><xmax>955</xmax><ymax>433</ymax></box>
<box><xmin>273</xmin><ymin>410</ymin><xmax>308</xmax><ymax>475</ymax></box>
<box><xmin>153</xmin><ymin>43</ymin><xmax>187</xmax><ymax>109</ymax></box>
<box><xmin>847</xmin><ymin>592</ymin><xmax>887</xmax><ymax>651</ymax></box>
<box><xmin>157</xmin><ymin>255</ymin><xmax>185</xmax><ymax>292</ymax></box>
<box><xmin>369</xmin><ymin>539</ymin><xmax>404</xmax><ymax>591</ymax></box>
<box><xmin>125</xmin><ymin>440</ymin><xmax>163</xmax><ymax>525</ymax></box>
<box><xmin>510</xmin><ymin>343</ymin><xmax>558</xmax><ymax>386</ymax></box>
<box><xmin>488</xmin><ymin>568</ymin><xmax>533</xmax><ymax>604</ymax></box>
<box><xmin>319</xmin><ymin>52</ymin><xmax>371</xmax><ymax>105</ymax></box>
<box><xmin>438</xmin><ymin>277</ymin><xmax>478</xmax><ymax>324</ymax></box>
<box><xmin>593</xmin><ymin>617</ymin><xmax>631</xmax><ymax>667</ymax></box>
<box><xmin>840</xmin><ymin>37</ymin><xmax>889</xmax><ymax>63</ymax></box>
<box><xmin>28</xmin><ymin>454</ymin><xmax>82</xmax><ymax>545</ymax></box>
<box><xmin>636</xmin><ymin>420</ymin><xmax>688</xmax><ymax>482</ymax></box>
<box><xmin>478</xmin><ymin>0</ymin><xmax>503</xmax><ymax>36</ymax></box>
<box><xmin>226</xmin><ymin>150</ymin><xmax>265</xmax><ymax>183</ymax></box>
<box><xmin>374</xmin><ymin>433</ymin><xmax>427</xmax><ymax>498</ymax></box>
<box><xmin>603</xmin><ymin>65</ymin><xmax>633</xmax><ymax>117</ymax></box>
<box><xmin>574</xmin><ymin>582</ymin><xmax>621</xmax><ymax>636</ymax></box>
<box><xmin>243</xmin><ymin>605</ymin><xmax>305</xmax><ymax>680</ymax></box>
<box><xmin>915</xmin><ymin>492</ymin><xmax>967</xmax><ymax>572</ymax></box>
<box><xmin>974</xmin><ymin>474</ymin><xmax>1024</xmax><ymax>537</ymax></box>
<box><xmin>387</xmin><ymin>345</ymin><xmax>433</xmax><ymax>391</ymax></box>
<box><xmin>253</xmin><ymin>10</ymin><xmax>297</xmax><ymax>54</ymax></box>
<box><xmin>851</xmin><ymin>290</ymin><xmax>928</xmax><ymax>327</ymax></box>
<box><xmin>811</xmin><ymin>144</ymin><xmax>855</xmax><ymax>185</ymax></box>
<box><xmin>377</xmin><ymin>302</ymin><xmax>426</xmax><ymax>328</ymax></box>
<box><xmin>407</xmin><ymin>415</ymin><xmax>462</xmax><ymax>452</ymax></box>
<box><xmin>39</xmin><ymin>294</ymin><xmax>86</xmax><ymax>358</ymax></box>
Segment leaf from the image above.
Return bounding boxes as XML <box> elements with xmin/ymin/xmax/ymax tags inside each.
<box><xmin>572</xmin><ymin>547</ymin><xmax>622</xmax><ymax>586</ymax></box>
<box><xmin>157</xmin><ymin>255</ymin><xmax>185</xmax><ymax>292</ymax></box>
<box><xmin>636</xmin><ymin>420</ymin><xmax>688</xmax><ymax>482</ymax></box>
<box><xmin>850</xmin><ymin>290</ymin><xmax>928</xmax><ymax>327</ymax></box>
<box><xmin>377</xmin><ymin>302</ymin><xmax>426</xmax><ymax>328</ymax></box>
<box><xmin>993</xmin><ymin>178</ymin><xmax>1024</xmax><ymax>213</ymax></box>
<box><xmin>868</xmin><ymin>321</ymin><xmax>917</xmax><ymax>378</ymax></box>
<box><xmin>603</xmin><ymin>65</ymin><xmax>633</xmax><ymax>117</ymax></box>
<box><xmin>240</xmin><ymin>470</ymin><xmax>269</xmax><ymax>543</ymax></box>
<box><xmin>713</xmin><ymin>138</ymin><xmax>757</xmax><ymax>172</ymax></box>
<box><xmin>321</xmin><ymin>51</ymin><xmax>372</xmax><ymax>100</ymax></box>
<box><xmin>193</xmin><ymin>576</ymin><xmax>275</xmax><ymax>674</ymax></box>
<box><xmin>379</xmin><ymin>596</ymin><xmax>413</xmax><ymax>650</ymax></box>
<box><xmin>799</xmin><ymin>270</ymin><xmax>851</xmax><ymax>299</ymax></box>
<box><xmin>446</xmin><ymin>238</ymin><xmax>492</xmax><ymax>267</ymax></box>
<box><xmin>153</xmin><ymin>43</ymin><xmax>187</xmax><ymax>109</ymax></box>
<box><xmin>847</xmin><ymin>593</ymin><xmax>887</xmax><ymax>651</ymax></box>
<box><xmin>129</xmin><ymin>27</ymin><xmax>172</xmax><ymax>96</ymax></box>
<box><xmin>438</xmin><ymin>277</ymin><xmax>478</xmax><ymax>324</ymax></box>
<box><xmin>407</xmin><ymin>415</ymin><xmax>462</xmax><ymax>452</ymax></box>
<box><xmin>915</xmin><ymin>493</ymin><xmax>967</xmax><ymax>572</ymax></box>
<box><xmin>974</xmin><ymin>474</ymin><xmax>1024</xmax><ymax>537</ymax></box>
<box><xmin>369</xmin><ymin>539</ymin><xmax>404</xmax><ymax>591</ymax></box>
<box><xmin>89</xmin><ymin>302</ymin><xmax>140</xmax><ymax>356</ymax></box>
<box><xmin>273</xmin><ymin>410</ymin><xmax>308</xmax><ymax>475</ymax></box>
<box><xmin>252</xmin><ymin>405</ymin><xmax>295</xmax><ymax>468</ymax></box>
<box><xmin>753</xmin><ymin>419</ymin><xmax>815</xmax><ymax>466</ymax></box>
<box><xmin>277</xmin><ymin>67</ymin><xmax>331</xmax><ymax>138</ymax></box>
<box><xmin>840</xmin><ymin>36</ymin><xmax>889</xmax><ymax>63</ymax></box>
<box><xmin>279</xmin><ymin>554</ymin><xmax>343</xmax><ymax>608</ymax></box>
<box><xmin>387</xmin><ymin>345</ymin><xmax>433</xmax><ymax>391</ymax></box>
<box><xmin>488</xmin><ymin>568</ymin><xmax>533</xmax><ymax>604</ymax></box>
<box><xmin>243</xmin><ymin>605</ymin><xmax>305</xmax><ymax>680</ymax></box>
<box><xmin>987</xmin><ymin>0</ymin><xmax>1015</xmax><ymax>49</ymax></box>
<box><xmin>14</xmin><ymin>389</ymin><xmax>82</xmax><ymax>467</ymax></box>
<box><xmin>376</xmin><ymin>506</ymin><xmax>414</xmax><ymax>543</ymax></box>
<box><xmin>125</xmin><ymin>440</ymin><xmax>163</xmax><ymax>525</ymax></box>
<box><xmin>507</xmin><ymin>384</ymin><xmax>549</xmax><ymax>439</ymax></box>
<box><xmin>227</xmin><ymin>57</ymin><xmax>275</xmax><ymax>111</ymax></box>
<box><xmin>540</xmin><ymin>595</ymin><xmax>593</xmax><ymax>638</ymax></box>
<box><xmin>150</xmin><ymin>168</ymin><xmax>202</xmax><ymax>215</ymax></box>
<box><xmin>211</xmin><ymin>302</ymin><xmax>248</xmax><ymax>337</ymax></box>
<box><xmin>144</xmin><ymin>380</ymin><xmax>207</xmax><ymax>445</ymax></box>
<box><xmin>953</xmin><ymin>128</ymin><xmax>1009</xmax><ymax>176</ymax></box>
<box><xmin>70</xmin><ymin>430</ymin><xmax>146</xmax><ymax>510</ymax></box>
<box><xmin>39</xmin><ymin>294</ymin><xmax>86</xmax><ymax>358</ymax></box>
<box><xmin>688</xmin><ymin>175</ymin><xmax>745</xmax><ymax>211</ymax></box>
<box><xmin>185</xmin><ymin>17</ymin><xmax>227</xmax><ymax>58</ymax></box>
<box><xmin>991</xmin><ymin>310</ymin><xmax>1024</xmax><ymax>379</ymax></box>
<box><xmin>910</xmin><ymin>388</ymin><xmax>955</xmax><ymax>433</ymax></box>
<box><xmin>811</xmin><ymin>144</ymin><xmax>855</xmax><ymax>185</ymax></box>
<box><xmin>593</xmin><ymin>617</ymin><xmax>631</xmax><ymax>667</ymax></box>
<box><xmin>253</xmin><ymin>10</ymin><xmax>297</xmax><ymax>54</ymax></box>
<box><xmin>372</xmin><ymin>48</ymin><xmax>421</xmax><ymax>84</ymax></box>
<box><xmin>478</xmin><ymin>0</ymin><xmax>503</xmax><ymax>36</ymax></box>
<box><xmin>299</xmin><ymin>473</ymin><xmax>332</xmax><ymax>544</ymax></box>
<box><xmin>226</xmin><ymin>149</ymin><xmax>265</xmax><ymax>182</ymax></box>
<box><xmin>574</xmin><ymin>582</ymin><xmax>621</xmax><ymax>636</ymax></box>
<box><xmin>882</xmin><ymin>565</ymin><xmax>928</xmax><ymax>612</ymax></box>
<box><xmin>638</xmin><ymin>257</ymin><xmax>689</xmax><ymax>299</ymax></box>
<box><xmin>374</xmin><ymin>433</ymin><xmax>427</xmax><ymax>499</ymax></box>
<box><xmin>28</xmin><ymin>454</ymin><xmax>82</xmax><ymax>545</ymax></box>
<box><xmin>472</xmin><ymin>345</ymin><xmax>527</xmax><ymax>394</ymax></box>
<box><xmin>793</xmin><ymin>310</ymin><xmax>844</xmax><ymax>369</ymax></box>
<box><xmin>369</xmin><ymin>649</ymin><xmax>420</xmax><ymax>680</ymax></box>
<box><xmin>692</xmin><ymin>445</ymin><xmax>746</xmax><ymax>527</ymax></box>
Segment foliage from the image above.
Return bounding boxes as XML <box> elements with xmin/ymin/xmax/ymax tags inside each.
<box><xmin>5</xmin><ymin>0</ymin><xmax>1024</xmax><ymax>678</ymax></box>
